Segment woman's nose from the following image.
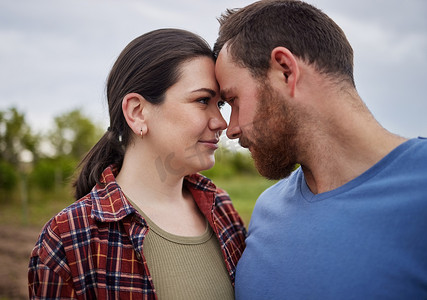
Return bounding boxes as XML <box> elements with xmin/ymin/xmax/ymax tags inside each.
<box><xmin>209</xmin><ymin>109</ymin><xmax>228</xmax><ymax>132</ymax></box>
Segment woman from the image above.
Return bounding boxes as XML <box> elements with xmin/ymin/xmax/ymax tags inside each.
<box><xmin>28</xmin><ymin>29</ymin><xmax>246</xmax><ymax>299</ymax></box>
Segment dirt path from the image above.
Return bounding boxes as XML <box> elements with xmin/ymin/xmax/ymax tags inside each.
<box><xmin>0</xmin><ymin>224</ymin><xmax>42</xmax><ymax>300</ymax></box>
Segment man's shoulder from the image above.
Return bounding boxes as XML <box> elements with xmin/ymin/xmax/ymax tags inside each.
<box><xmin>404</xmin><ymin>137</ymin><xmax>427</xmax><ymax>150</ymax></box>
<box><xmin>410</xmin><ymin>137</ymin><xmax>427</xmax><ymax>153</ymax></box>
<box><xmin>395</xmin><ymin>137</ymin><xmax>427</xmax><ymax>167</ymax></box>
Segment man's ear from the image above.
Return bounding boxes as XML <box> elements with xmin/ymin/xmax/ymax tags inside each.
<box><xmin>270</xmin><ymin>47</ymin><xmax>300</xmax><ymax>97</ymax></box>
<box><xmin>122</xmin><ymin>93</ymin><xmax>148</xmax><ymax>137</ymax></box>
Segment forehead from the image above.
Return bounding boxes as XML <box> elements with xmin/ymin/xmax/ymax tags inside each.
<box><xmin>215</xmin><ymin>46</ymin><xmax>234</xmax><ymax>76</ymax></box>
<box><xmin>179</xmin><ymin>57</ymin><xmax>215</xmax><ymax>83</ymax></box>
<box><xmin>215</xmin><ymin>47</ymin><xmax>257</xmax><ymax>98</ymax></box>
<box><xmin>167</xmin><ymin>56</ymin><xmax>218</xmax><ymax>94</ymax></box>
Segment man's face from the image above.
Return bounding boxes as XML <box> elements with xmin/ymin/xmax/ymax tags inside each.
<box><xmin>215</xmin><ymin>47</ymin><xmax>259</xmax><ymax>145</ymax></box>
<box><xmin>215</xmin><ymin>47</ymin><xmax>299</xmax><ymax>179</ymax></box>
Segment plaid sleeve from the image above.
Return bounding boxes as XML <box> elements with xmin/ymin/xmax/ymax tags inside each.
<box><xmin>28</xmin><ymin>218</ymin><xmax>76</xmax><ymax>299</ymax></box>
<box><xmin>216</xmin><ymin>187</ymin><xmax>247</xmax><ymax>238</ymax></box>
<box><xmin>28</xmin><ymin>256</ymin><xmax>76</xmax><ymax>299</ymax></box>
<box><xmin>213</xmin><ymin>188</ymin><xmax>247</xmax><ymax>285</ymax></box>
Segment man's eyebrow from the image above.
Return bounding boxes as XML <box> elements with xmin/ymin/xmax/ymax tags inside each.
<box><xmin>220</xmin><ymin>89</ymin><xmax>232</xmax><ymax>100</ymax></box>
<box><xmin>191</xmin><ymin>88</ymin><xmax>216</xmax><ymax>97</ymax></box>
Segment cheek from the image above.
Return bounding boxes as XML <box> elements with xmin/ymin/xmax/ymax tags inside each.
<box><xmin>163</xmin><ymin>110</ymin><xmax>201</xmax><ymax>133</ymax></box>
<box><xmin>189</xmin><ymin>114</ymin><xmax>211</xmax><ymax>132</ymax></box>
<box><xmin>240</xmin><ymin>102</ymin><xmax>258</xmax><ymax>129</ymax></box>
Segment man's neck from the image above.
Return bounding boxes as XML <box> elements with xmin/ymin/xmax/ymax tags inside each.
<box><xmin>299</xmin><ymin>115</ymin><xmax>407</xmax><ymax>195</ymax></box>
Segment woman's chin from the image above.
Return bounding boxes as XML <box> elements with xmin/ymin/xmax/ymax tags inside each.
<box><xmin>195</xmin><ymin>159</ymin><xmax>215</xmax><ymax>173</ymax></box>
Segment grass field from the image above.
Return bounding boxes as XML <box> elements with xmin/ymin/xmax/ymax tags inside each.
<box><xmin>0</xmin><ymin>174</ymin><xmax>276</xmax><ymax>228</ymax></box>
<box><xmin>209</xmin><ymin>175</ymin><xmax>277</xmax><ymax>227</ymax></box>
<box><xmin>0</xmin><ymin>186</ymin><xmax>75</xmax><ymax>228</ymax></box>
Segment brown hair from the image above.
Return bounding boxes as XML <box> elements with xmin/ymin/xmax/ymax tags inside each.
<box><xmin>73</xmin><ymin>29</ymin><xmax>213</xmax><ymax>199</ymax></box>
<box><xmin>213</xmin><ymin>0</ymin><xmax>355</xmax><ymax>85</ymax></box>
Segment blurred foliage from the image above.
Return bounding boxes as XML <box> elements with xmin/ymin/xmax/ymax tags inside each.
<box><xmin>0</xmin><ymin>106</ymin><xmax>279</xmax><ymax>228</ymax></box>
<box><xmin>0</xmin><ymin>108</ymin><xmax>40</xmax><ymax>165</ymax></box>
<box><xmin>29</xmin><ymin>157</ymin><xmax>77</xmax><ymax>191</ymax></box>
<box><xmin>0</xmin><ymin>161</ymin><xmax>18</xmax><ymax>192</ymax></box>
<box><xmin>48</xmin><ymin>109</ymin><xmax>104</xmax><ymax>159</ymax></box>
<box><xmin>0</xmin><ymin>107</ymin><xmax>103</xmax><ymax>204</ymax></box>
<box><xmin>202</xmin><ymin>147</ymin><xmax>258</xmax><ymax>178</ymax></box>
<box><xmin>0</xmin><ymin>184</ymin><xmax>75</xmax><ymax>227</ymax></box>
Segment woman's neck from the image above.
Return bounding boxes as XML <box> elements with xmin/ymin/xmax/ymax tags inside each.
<box><xmin>115</xmin><ymin>144</ymin><xmax>207</xmax><ymax>236</ymax></box>
<box><xmin>116</xmin><ymin>148</ymin><xmax>186</xmax><ymax>205</ymax></box>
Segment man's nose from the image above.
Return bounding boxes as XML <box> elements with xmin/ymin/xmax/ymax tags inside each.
<box><xmin>226</xmin><ymin>108</ymin><xmax>241</xmax><ymax>139</ymax></box>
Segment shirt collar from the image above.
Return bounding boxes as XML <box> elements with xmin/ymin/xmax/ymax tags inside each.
<box><xmin>184</xmin><ymin>173</ymin><xmax>217</xmax><ymax>193</ymax></box>
<box><xmin>90</xmin><ymin>165</ymin><xmax>135</xmax><ymax>222</ymax></box>
<box><xmin>90</xmin><ymin>165</ymin><xmax>217</xmax><ymax>223</ymax></box>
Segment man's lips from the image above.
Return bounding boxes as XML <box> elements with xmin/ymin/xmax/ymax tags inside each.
<box><xmin>238</xmin><ymin>136</ymin><xmax>251</xmax><ymax>149</ymax></box>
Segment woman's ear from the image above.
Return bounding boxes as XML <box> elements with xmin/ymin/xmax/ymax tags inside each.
<box><xmin>270</xmin><ymin>47</ymin><xmax>300</xmax><ymax>97</ymax></box>
<box><xmin>122</xmin><ymin>93</ymin><xmax>148</xmax><ymax>137</ymax></box>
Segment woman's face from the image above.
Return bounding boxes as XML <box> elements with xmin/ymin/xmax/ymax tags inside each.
<box><xmin>145</xmin><ymin>56</ymin><xmax>227</xmax><ymax>177</ymax></box>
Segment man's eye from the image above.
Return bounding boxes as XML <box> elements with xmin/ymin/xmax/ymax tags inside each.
<box><xmin>217</xmin><ymin>100</ymin><xmax>226</xmax><ymax>109</ymax></box>
<box><xmin>226</xmin><ymin>97</ymin><xmax>236</xmax><ymax>105</ymax></box>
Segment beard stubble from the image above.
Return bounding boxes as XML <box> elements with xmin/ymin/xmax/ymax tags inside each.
<box><xmin>243</xmin><ymin>83</ymin><xmax>300</xmax><ymax>180</ymax></box>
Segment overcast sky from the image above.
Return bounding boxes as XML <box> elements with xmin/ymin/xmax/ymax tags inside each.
<box><xmin>0</xmin><ymin>0</ymin><xmax>426</xmax><ymax>142</ymax></box>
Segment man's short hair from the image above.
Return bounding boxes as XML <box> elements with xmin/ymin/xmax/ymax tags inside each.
<box><xmin>214</xmin><ymin>0</ymin><xmax>355</xmax><ymax>86</ymax></box>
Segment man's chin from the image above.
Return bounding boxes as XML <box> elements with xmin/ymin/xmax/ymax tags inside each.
<box><xmin>255</xmin><ymin>162</ymin><xmax>295</xmax><ymax>180</ymax></box>
<box><xmin>250</xmin><ymin>147</ymin><xmax>297</xmax><ymax>180</ymax></box>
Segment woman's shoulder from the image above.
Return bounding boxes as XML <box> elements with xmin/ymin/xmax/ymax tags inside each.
<box><xmin>29</xmin><ymin>195</ymin><xmax>95</xmax><ymax>281</ymax></box>
<box><xmin>56</xmin><ymin>194</ymin><xmax>94</xmax><ymax>225</ymax></box>
<box><xmin>36</xmin><ymin>194</ymin><xmax>94</xmax><ymax>245</ymax></box>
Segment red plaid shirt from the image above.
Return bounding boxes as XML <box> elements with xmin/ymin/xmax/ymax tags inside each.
<box><xmin>28</xmin><ymin>165</ymin><xmax>246</xmax><ymax>299</ymax></box>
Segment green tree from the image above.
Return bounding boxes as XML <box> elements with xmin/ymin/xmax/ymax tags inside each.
<box><xmin>0</xmin><ymin>107</ymin><xmax>39</xmax><ymax>210</ymax></box>
<box><xmin>24</xmin><ymin>109</ymin><xmax>102</xmax><ymax>191</ymax></box>
<box><xmin>48</xmin><ymin>109</ymin><xmax>103</xmax><ymax>160</ymax></box>
<box><xmin>30</xmin><ymin>156</ymin><xmax>76</xmax><ymax>190</ymax></box>
<box><xmin>0</xmin><ymin>108</ymin><xmax>39</xmax><ymax>194</ymax></box>
<box><xmin>0</xmin><ymin>160</ymin><xmax>18</xmax><ymax>192</ymax></box>
<box><xmin>0</xmin><ymin>107</ymin><xmax>39</xmax><ymax>166</ymax></box>
<box><xmin>29</xmin><ymin>109</ymin><xmax>103</xmax><ymax>191</ymax></box>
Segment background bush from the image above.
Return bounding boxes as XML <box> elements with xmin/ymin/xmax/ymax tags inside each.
<box><xmin>0</xmin><ymin>106</ymin><xmax>277</xmax><ymax>228</ymax></box>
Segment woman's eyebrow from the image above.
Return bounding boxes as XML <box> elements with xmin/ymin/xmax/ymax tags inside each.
<box><xmin>191</xmin><ymin>88</ymin><xmax>216</xmax><ymax>97</ymax></box>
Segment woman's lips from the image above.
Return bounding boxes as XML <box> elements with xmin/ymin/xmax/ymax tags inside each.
<box><xmin>198</xmin><ymin>139</ymin><xmax>219</xmax><ymax>149</ymax></box>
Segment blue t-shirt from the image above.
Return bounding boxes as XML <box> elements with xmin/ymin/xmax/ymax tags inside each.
<box><xmin>236</xmin><ymin>138</ymin><xmax>427</xmax><ymax>299</ymax></box>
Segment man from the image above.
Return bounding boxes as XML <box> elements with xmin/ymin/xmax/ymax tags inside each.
<box><xmin>214</xmin><ymin>0</ymin><xmax>427</xmax><ymax>299</ymax></box>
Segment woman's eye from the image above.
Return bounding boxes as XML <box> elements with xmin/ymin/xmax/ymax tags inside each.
<box><xmin>217</xmin><ymin>100</ymin><xmax>226</xmax><ymax>109</ymax></box>
<box><xmin>197</xmin><ymin>97</ymin><xmax>210</xmax><ymax>105</ymax></box>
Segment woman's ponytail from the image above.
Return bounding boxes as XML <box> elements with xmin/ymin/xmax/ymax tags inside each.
<box><xmin>73</xmin><ymin>129</ymin><xmax>124</xmax><ymax>199</ymax></box>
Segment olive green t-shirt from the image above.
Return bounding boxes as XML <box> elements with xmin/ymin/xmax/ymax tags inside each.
<box><xmin>130</xmin><ymin>201</ymin><xmax>234</xmax><ymax>300</ymax></box>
